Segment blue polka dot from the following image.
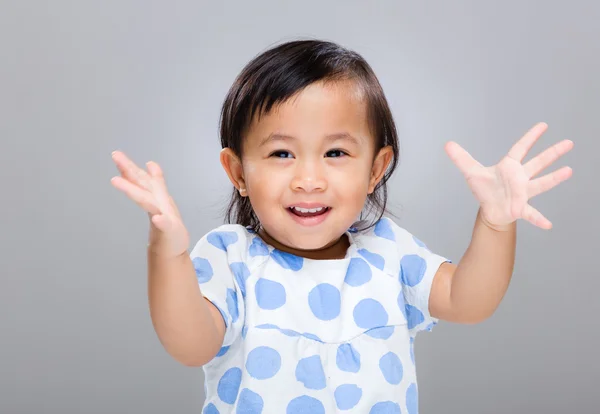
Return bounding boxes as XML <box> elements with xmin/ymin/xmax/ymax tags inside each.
<box><xmin>255</xmin><ymin>279</ymin><xmax>286</xmax><ymax>310</ymax></box>
<box><xmin>193</xmin><ymin>257</ymin><xmax>213</xmax><ymax>283</ymax></box>
<box><xmin>308</xmin><ymin>283</ymin><xmax>341</xmax><ymax>320</ymax></box>
<box><xmin>406</xmin><ymin>304</ymin><xmax>425</xmax><ymax>329</ymax></box>
<box><xmin>344</xmin><ymin>258</ymin><xmax>372</xmax><ymax>287</ymax></box>
<box><xmin>397</xmin><ymin>292</ymin><xmax>407</xmax><ymax>320</ymax></box>
<box><xmin>271</xmin><ymin>249</ymin><xmax>303</xmax><ymax>271</ymax></box>
<box><xmin>353</xmin><ymin>299</ymin><xmax>388</xmax><ymax>329</ymax></box>
<box><xmin>226</xmin><ymin>289</ymin><xmax>239</xmax><ymax>323</ymax></box>
<box><xmin>358</xmin><ymin>248</ymin><xmax>385</xmax><ymax>270</ymax></box>
<box><xmin>208</xmin><ymin>231</ymin><xmax>238</xmax><ymax>251</ymax></box>
<box><xmin>400</xmin><ymin>254</ymin><xmax>427</xmax><ymax>286</ymax></box>
<box><xmin>249</xmin><ymin>237</ymin><xmax>269</xmax><ymax>257</ymax></box>
<box><xmin>334</xmin><ymin>384</ymin><xmax>362</xmax><ymax>410</ymax></box>
<box><xmin>406</xmin><ymin>383</ymin><xmax>418</xmax><ymax>414</ymax></box>
<box><xmin>230</xmin><ymin>262</ymin><xmax>250</xmax><ymax>297</ymax></box>
<box><xmin>256</xmin><ymin>323</ymin><xmax>278</xmax><ymax>329</ymax></box>
<box><xmin>410</xmin><ymin>337</ymin><xmax>415</xmax><ymax>364</ymax></box>
<box><xmin>301</xmin><ymin>332</ymin><xmax>323</xmax><ymax>342</ymax></box>
<box><xmin>237</xmin><ymin>388</ymin><xmax>264</xmax><ymax>414</ymax></box>
<box><xmin>379</xmin><ymin>352</ymin><xmax>403</xmax><ymax>385</ymax></box>
<box><xmin>216</xmin><ymin>345</ymin><xmax>229</xmax><ymax>357</ymax></box>
<box><xmin>287</xmin><ymin>396</ymin><xmax>325</xmax><ymax>414</ymax></box>
<box><xmin>295</xmin><ymin>355</ymin><xmax>326</xmax><ymax>390</ymax></box>
<box><xmin>369</xmin><ymin>401</ymin><xmax>401</xmax><ymax>414</ymax></box>
<box><xmin>281</xmin><ymin>328</ymin><xmax>301</xmax><ymax>337</ymax></box>
<box><xmin>246</xmin><ymin>346</ymin><xmax>281</xmax><ymax>380</ymax></box>
<box><xmin>374</xmin><ymin>219</ymin><xmax>395</xmax><ymax>241</ymax></box>
<box><xmin>242</xmin><ymin>325</ymin><xmax>248</xmax><ymax>338</ymax></box>
<box><xmin>336</xmin><ymin>343</ymin><xmax>361</xmax><ymax>373</ymax></box>
<box><xmin>256</xmin><ymin>324</ymin><xmax>302</xmax><ymax>337</ymax></box>
<box><xmin>366</xmin><ymin>326</ymin><xmax>394</xmax><ymax>339</ymax></box>
<box><xmin>203</xmin><ymin>403</ymin><xmax>219</xmax><ymax>414</ymax></box>
<box><xmin>217</xmin><ymin>367</ymin><xmax>241</xmax><ymax>404</ymax></box>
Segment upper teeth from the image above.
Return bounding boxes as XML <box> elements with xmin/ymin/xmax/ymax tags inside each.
<box><xmin>293</xmin><ymin>206</ymin><xmax>325</xmax><ymax>213</ymax></box>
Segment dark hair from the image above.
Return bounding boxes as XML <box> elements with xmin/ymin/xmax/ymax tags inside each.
<box><xmin>219</xmin><ymin>39</ymin><xmax>400</xmax><ymax>232</ymax></box>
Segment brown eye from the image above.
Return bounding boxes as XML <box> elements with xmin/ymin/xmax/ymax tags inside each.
<box><xmin>326</xmin><ymin>149</ymin><xmax>347</xmax><ymax>158</ymax></box>
<box><xmin>270</xmin><ymin>150</ymin><xmax>293</xmax><ymax>158</ymax></box>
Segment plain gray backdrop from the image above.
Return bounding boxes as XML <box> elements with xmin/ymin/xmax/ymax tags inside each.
<box><xmin>2</xmin><ymin>1</ymin><xmax>598</xmax><ymax>413</ymax></box>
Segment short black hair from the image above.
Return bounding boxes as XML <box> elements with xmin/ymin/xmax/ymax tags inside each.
<box><xmin>219</xmin><ymin>39</ymin><xmax>400</xmax><ymax>232</ymax></box>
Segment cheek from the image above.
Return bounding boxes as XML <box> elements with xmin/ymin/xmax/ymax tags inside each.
<box><xmin>329</xmin><ymin>163</ymin><xmax>372</xmax><ymax>200</ymax></box>
<box><xmin>244</xmin><ymin>162</ymin><xmax>287</xmax><ymax>197</ymax></box>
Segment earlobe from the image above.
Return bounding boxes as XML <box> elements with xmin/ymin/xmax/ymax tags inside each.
<box><xmin>368</xmin><ymin>146</ymin><xmax>393</xmax><ymax>194</ymax></box>
<box><xmin>220</xmin><ymin>148</ymin><xmax>247</xmax><ymax>195</ymax></box>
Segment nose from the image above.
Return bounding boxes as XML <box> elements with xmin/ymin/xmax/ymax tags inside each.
<box><xmin>290</xmin><ymin>159</ymin><xmax>327</xmax><ymax>192</ymax></box>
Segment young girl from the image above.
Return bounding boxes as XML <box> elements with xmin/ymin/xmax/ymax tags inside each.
<box><xmin>110</xmin><ymin>40</ymin><xmax>573</xmax><ymax>413</ymax></box>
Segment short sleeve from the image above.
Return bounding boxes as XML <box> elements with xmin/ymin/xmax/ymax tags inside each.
<box><xmin>383</xmin><ymin>218</ymin><xmax>451</xmax><ymax>335</ymax></box>
<box><xmin>189</xmin><ymin>225</ymin><xmax>248</xmax><ymax>347</ymax></box>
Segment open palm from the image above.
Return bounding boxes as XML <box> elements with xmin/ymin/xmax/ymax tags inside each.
<box><xmin>445</xmin><ymin>122</ymin><xmax>573</xmax><ymax>230</ymax></box>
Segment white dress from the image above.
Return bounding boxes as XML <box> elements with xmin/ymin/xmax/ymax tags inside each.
<box><xmin>190</xmin><ymin>217</ymin><xmax>450</xmax><ymax>414</ymax></box>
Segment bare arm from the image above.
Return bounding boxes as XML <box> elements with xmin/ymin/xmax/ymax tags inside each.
<box><xmin>430</xmin><ymin>122</ymin><xmax>572</xmax><ymax>324</ymax></box>
<box><xmin>148</xmin><ymin>247</ymin><xmax>225</xmax><ymax>367</ymax></box>
<box><xmin>110</xmin><ymin>150</ymin><xmax>225</xmax><ymax>367</ymax></box>
<box><xmin>430</xmin><ymin>208</ymin><xmax>516</xmax><ymax>324</ymax></box>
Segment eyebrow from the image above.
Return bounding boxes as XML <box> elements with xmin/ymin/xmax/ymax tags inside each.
<box><xmin>259</xmin><ymin>132</ymin><xmax>362</xmax><ymax>147</ymax></box>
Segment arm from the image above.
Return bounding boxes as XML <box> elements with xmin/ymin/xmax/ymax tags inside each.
<box><xmin>110</xmin><ymin>150</ymin><xmax>225</xmax><ymax>367</ymax></box>
<box><xmin>429</xmin><ymin>208</ymin><xmax>516</xmax><ymax>324</ymax></box>
<box><xmin>148</xmin><ymin>247</ymin><xmax>225</xmax><ymax>367</ymax></box>
<box><xmin>429</xmin><ymin>122</ymin><xmax>572</xmax><ymax>324</ymax></box>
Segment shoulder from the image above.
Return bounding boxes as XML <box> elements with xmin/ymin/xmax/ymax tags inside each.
<box><xmin>353</xmin><ymin>216</ymin><xmax>426</xmax><ymax>249</ymax></box>
<box><xmin>190</xmin><ymin>223</ymin><xmax>254</xmax><ymax>263</ymax></box>
<box><xmin>352</xmin><ymin>216</ymin><xmax>437</xmax><ymax>273</ymax></box>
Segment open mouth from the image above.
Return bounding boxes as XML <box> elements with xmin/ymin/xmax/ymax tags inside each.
<box><xmin>288</xmin><ymin>206</ymin><xmax>331</xmax><ymax>218</ymax></box>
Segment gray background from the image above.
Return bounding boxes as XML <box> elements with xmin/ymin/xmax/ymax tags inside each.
<box><xmin>1</xmin><ymin>1</ymin><xmax>598</xmax><ymax>413</ymax></box>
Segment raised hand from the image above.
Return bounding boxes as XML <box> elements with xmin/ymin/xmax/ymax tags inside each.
<box><xmin>111</xmin><ymin>151</ymin><xmax>190</xmax><ymax>257</ymax></box>
<box><xmin>445</xmin><ymin>122</ymin><xmax>573</xmax><ymax>231</ymax></box>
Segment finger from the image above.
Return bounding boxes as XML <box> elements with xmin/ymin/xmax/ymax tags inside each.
<box><xmin>527</xmin><ymin>166</ymin><xmax>573</xmax><ymax>198</ymax></box>
<box><xmin>523</xmin><ymin>139</ymin><xmax>574</xmax><ymax>178</ymax></box>
<box><xmin>521</xmin><ymin>203</ymin><xmax>552</xmax><ymax>229</ymax></box>
<box><xmin>444</xmin><ymin>141</ymin><xmax>482</xmax><ymax>177</ymax></box>
<box><xmin>111</xmin><ymin>151</ymin><xmax>153</xmax><ymax>191</ymax></box>
<box><xmin>111</xmin><ymin>176</ymin><xmax>161</xmax><ymax>215</ymax></box>
<box><xmin>146</xmin><ymin>161</ymin><xmax>177</xmax><ymax>215</ymax></box>
<box><xmin>507</xmin><ymin>122</ymin><xmax>548</xmax><ymax>162</ymax></box>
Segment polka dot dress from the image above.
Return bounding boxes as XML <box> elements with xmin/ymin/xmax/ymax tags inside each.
<box><xmin>191</xmin><ymin>217</ymin><xmax>450</xmax><ymax>413</ymax></box>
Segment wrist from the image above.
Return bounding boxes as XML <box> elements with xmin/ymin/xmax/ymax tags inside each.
<box><xmin>478</xmin><ymin>209</ymin><xmax>515</xmax><ymax>232</ymax></box>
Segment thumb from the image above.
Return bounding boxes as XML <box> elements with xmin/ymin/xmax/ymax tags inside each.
<box><xmin>445</xmin><ymin>141</ymin><xmax>481</xmax><ymax>177</ymax></box>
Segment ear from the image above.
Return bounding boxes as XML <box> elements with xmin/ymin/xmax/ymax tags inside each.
<box><xmin>368</xmin><ymin>145</ymin><xmax>393</xmax><ymax>194</ymax></box>
<box><xmin>220</xmin><ymin>148</ymin><xmax>247</xmax><ymax>196</ymax></box>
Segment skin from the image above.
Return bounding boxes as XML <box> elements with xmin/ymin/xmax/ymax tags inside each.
<box><xmin>221</xmin><ymin>80</ymin><xmax>392</xmax><ymax>259</ymax></box>
<box><xmin>221</xmin><ymin>81</ymin><xmax>574</xmax><ymax>325</ymax></box>
<box><xmin>111</xmin><ymin>80</ymin><xmax>573</xmax><ymax>365</ymax></box>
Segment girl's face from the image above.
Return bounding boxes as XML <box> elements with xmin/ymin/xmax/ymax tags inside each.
<box><xmin>221</xmin><ymin>80</ymin><xmax>392</xmax><ymax>258</ymax></box>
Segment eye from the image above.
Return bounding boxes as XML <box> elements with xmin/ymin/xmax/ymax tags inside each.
<box><xmin>326</xmin><ymin>149</ymin><xmax>347</xmax><ymax>158</ymax></box>
<box><xmin>270</xmin><ymin>150</ymin><xmax>293</xmax><ymax>159</ymax></box>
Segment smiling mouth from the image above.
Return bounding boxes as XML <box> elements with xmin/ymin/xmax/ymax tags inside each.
<box><xmin>288</xmin><ymin>206</ymin><xmax>331</xmax><ymax>218</ymax></box>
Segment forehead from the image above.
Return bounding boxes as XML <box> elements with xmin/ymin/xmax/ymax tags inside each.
<box><xmin>244</xmin><ymin>80</ymin><xmax>372</xmax><ymax>147</ymax></box>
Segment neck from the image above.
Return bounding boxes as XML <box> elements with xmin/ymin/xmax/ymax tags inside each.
<box><xmin>258</xmin><ymin>228</ymin><xmax>350</xmax><ymax>260</ymax></box>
